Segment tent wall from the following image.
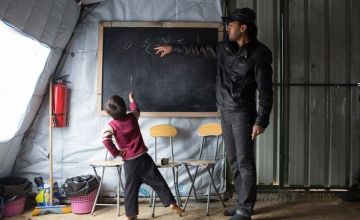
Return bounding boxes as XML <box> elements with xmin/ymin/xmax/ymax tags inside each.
<box><xmin>10</xmin><ymin>0</ymin><xmax>226</xmax><ymax>197</ymax></box>
<box><xmin>4</xmin><ymin>0</ymin><xmax>358</xmax><ymax>198</ymax></box>
<box><xmin>228</xmin><ymin>0</ymin><xmax>360</xmax><ymax>188</ymax></box>
<box><xmin>0</xmin><ymin>0</ymin><xmax>79</xmax><ymax>48</ymax></box>
<box><xmin>0</xmin><ymin>0</ymin><xmax>80</xmax><ymax>176</ymax></box>
<box><xmin>283</xmin><ymin>0</ymin><xmax>360</xmax><ymax>187</ymax></box>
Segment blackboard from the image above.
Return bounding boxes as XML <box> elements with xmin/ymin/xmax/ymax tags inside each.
<box><xmin>97</xmin><ymin>22</ymin><xmax>223</xmax><ymax>117</ymax></box>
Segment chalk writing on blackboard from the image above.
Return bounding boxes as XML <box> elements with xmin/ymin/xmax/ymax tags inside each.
<box><xmin>122</xmin><ymin>41</ymin><xmax>132</xmax><ymax>50</ymax></box>
<box><xmin>133</xmin><ymin>36</ymin><xmax>200</xmax><ymax>55</ymax></box>
<box><xmin>162</xmin><ymin>37</ymin><xmax>169</xmax><ymax>45</ymax></box>
<box><xmin>97</xmin><ymin>22</ymin><xmax>223</xmax><ymax>117</ymax></box>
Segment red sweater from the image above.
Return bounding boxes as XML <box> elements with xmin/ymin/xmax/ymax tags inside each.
<box><xmin>102</xmin><ymin>102</ymin><xmax>148</xmax><ymax>160</ymax></box>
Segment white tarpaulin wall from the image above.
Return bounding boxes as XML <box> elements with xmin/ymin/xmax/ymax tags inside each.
<box><xmin>1</xmin><ymin>0</ymin><xmax>226</xmax><ymax>197</ymax></box>
<box><xmin>0</xmin><ymin>0</ymin><xmax>80</xmax><ymax>176</ymax></box>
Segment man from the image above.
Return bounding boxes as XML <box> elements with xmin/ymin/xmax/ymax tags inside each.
<box><xmin>154</xmin><ymin>8</ymin><xmax>273</xmax><ymax>220</ymax></box>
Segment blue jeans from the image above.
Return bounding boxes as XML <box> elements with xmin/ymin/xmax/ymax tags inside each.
<box><xmin>220</xmin><ymin>109</ymin><xmax>257</xmax><ymax>217</ymax></box>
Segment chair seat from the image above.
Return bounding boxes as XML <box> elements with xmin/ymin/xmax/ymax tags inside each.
<box><xmin>183</xmin><ymin>159</ymin><xmax>216</xmax><ymax>167</ymax></box>
<box><xmin>90</xmin><ymin>159</ymin><xmax>124</xmax><ymax>167</ymax></box>
<box><xmin>155</xmin><ymin>161</ymin><xmax>181</xmax><ymax>168</ymax></box>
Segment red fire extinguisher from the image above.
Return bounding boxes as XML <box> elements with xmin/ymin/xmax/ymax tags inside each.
<box><xmin>52</xmin><ymin>75</ymin><xmax>69</xmax><ymax>127</ymax></box>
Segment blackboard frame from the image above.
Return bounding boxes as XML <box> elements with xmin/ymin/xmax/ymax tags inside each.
<box><xmin>97</xmin><ymin>21</ymin><xmax>223</xmax><ymax>117</ymax></box>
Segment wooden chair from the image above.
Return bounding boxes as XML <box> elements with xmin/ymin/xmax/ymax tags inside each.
<box><xmin>149</xmin><ymin>124</ymin><xmax>182</xmax><ymax>217</ymax></box>
<box><xmin>89</xmin><ymin>150</ymin><xmax>124</xmax><ymax>216</ymax></box>
<box><xmin>182</xmin><ymin>123</ymin><xmax>226</xmax><ymax>216</ymax></box>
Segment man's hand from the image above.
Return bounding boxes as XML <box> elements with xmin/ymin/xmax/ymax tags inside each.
<box><xmin>154</xmin><ymin>45</ymin><xmax>173</xmax><ymax>58</ymax></box>
<box><xmin>251</xmin><ymin>125</ymin><xmax>264</xmax><ymax>140</ymax></box>
<box><xmin>129</xmin><ymin>91</ymin><xmax>134</xmax><ymax>103</ymax></box>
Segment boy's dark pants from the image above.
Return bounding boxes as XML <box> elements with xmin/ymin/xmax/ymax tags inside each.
<box><xmin>123</xmin><ymin>153</ymin><xmax>176</xmax><ymax>217</ymax></box>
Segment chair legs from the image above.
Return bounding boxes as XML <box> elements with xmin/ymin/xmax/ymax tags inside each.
<box><xmin>183</xmin><ymin>165</ymin><xmax>199</xmax><ymax>212</ymax></box>
<box><xmin>206</xmin><ymin>166</ymin><xmax>226</xmax><ymax>215</ymax></box>
<box><xmin>118</xmin><ymin>167</ymin><xmax>125</xmax><ymax>191</ymax></box>
<box><xmin>91</xmin><ymin>166</ymin><xmax>123</xmax><ymax>216</ymax></box>
<box><xmin>206</xmin><ymin>179</ymin><xmax>211</xmax><ymax>216</ymax></box>
<box><xmin>149</xmin><ymin>189</ymin><xmax>153</xmax><ymax>207</ymax></box>
<box><xmin>149</xmin><ymin>166</ymin><xmax>182</xmax><ymax>218</ymax></box>
<box><xmin>91</xmin><ymin>167</ymin><xmax>104</xmax><ymax>215</ymax></box>
<box><xmin>116</xmin><ymin>166</ymin><xmax>122</xmax><ymax>216</ymax></box>
<box><xmin>172</xmin><ymin>167</ymin><xmax>182</xmax><ymax>206</ymax></box>
<box><xmin>183</xmin><ymin>165</ymin><xmax>226</xmax><ymax>216</ymax></box>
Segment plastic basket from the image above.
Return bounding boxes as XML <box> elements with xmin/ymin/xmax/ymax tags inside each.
<box><xmin>3</xmin><ymin>197</ymin><xmax>26</xmax><ymax>217</ymax></box>
<box><xmin>69</xmin><ymin>189</ymin><xmax>97</xmax><ymax>214</ymax></box>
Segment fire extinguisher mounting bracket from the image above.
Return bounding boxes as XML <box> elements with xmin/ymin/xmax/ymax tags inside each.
<box><xmin>54</xmin><ymin>74</ymin><xmax>71</xmax><ymax>84</ymax></box>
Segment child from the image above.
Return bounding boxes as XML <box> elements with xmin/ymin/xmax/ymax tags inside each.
<box><xmin>102</xmin><ymin>92</ymin><xmax>182</xmax><ymax>220</ymax></box>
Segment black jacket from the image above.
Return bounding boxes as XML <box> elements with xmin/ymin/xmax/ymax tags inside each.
<box><xmin>172</xmin><ymin>39</ymin><xmax>273</xmax><ymax>128</ymax></box>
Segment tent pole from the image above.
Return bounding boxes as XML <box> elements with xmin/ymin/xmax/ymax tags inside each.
<box><xmin>49</xmin><ymin>78</ymin><xmax>53</xmax><ymax>206</ymax></box>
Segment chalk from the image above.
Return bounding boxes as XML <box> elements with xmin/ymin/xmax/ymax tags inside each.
<box><xmin>130</xmin><ymin>75</ymin><xmax>133</xmax><ymax>92</ymax></box>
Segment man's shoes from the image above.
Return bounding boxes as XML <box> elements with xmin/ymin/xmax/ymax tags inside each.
<box><xmin>223</xmin><ymin>207</ymin><xmax>237</xmax><ymax>216</ymax></box>
<box><xmin>341</xmin><ymin>184</ymin><xmax>360</xmax><ymax>202</ymax></box>
<box><xmin>227</xmin><ymin>209</ymin><xmax>251</xmax><ymax>220</ymax></box>
<box><xmin>228</xmin><ymin>214</ymin><xmax>251</xmax><ymax>220</ymax></box>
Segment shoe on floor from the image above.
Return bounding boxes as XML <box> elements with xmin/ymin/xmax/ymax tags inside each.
<box><xmin>224</xmin><ymin>207</ymin><xmax>237</xmax><ymax>216</ymax></box>
<box><xmin>229</xmin><ymin>214</ymin><xmax>251</xmax><ymax>220</ymax></box>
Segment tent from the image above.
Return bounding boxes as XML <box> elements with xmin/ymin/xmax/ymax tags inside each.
<box><xmin>1</xmin><ymin>0</ymin><xmax>360</xmax><ymax>200</ymax></box>
<box><xmin>0</xmin><ymin>0</ymin><xmax>225</xmax><ymax>197</ymax></box>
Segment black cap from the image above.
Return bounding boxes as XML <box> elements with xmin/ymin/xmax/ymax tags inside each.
<box><xmin>222</xmin><ymin>8</ymin><xmax>256</xmax><ymax>24</ymax></box>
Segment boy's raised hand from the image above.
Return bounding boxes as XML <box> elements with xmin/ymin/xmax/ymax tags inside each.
<box><xmin>154</xmin><ymin>45</ymin><xmax>173</xmax><ymax>58</ymax></box>
<box><xmin>129</xmin><ymin>91</ymin><xmax>135</xmax><ymax>103</ymax></box>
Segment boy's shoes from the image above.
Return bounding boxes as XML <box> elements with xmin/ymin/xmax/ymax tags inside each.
<box><xmin>223</xmin><ymin>207</ymin><xmax>237</xmax><ymax>216</ymax></box>
<box><xmin>126</xmin><ymin>216</ymin><xmax>137</xmax><ymax>220</ymax></box>
<box><xmin>170</xmin><ymin>203</ymin><xmax>183</xmax><ymax>217</ymax></box>
<box><xmin>229</xmin><ymin>214</ymin><xmax>251</xmax><ymax>220</ymax></box>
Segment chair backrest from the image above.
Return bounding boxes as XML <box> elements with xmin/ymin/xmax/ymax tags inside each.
<box><xmin>197</xmin><ymin>123</ymin><xmax>223</xmax><ymax>161</ymax></box>
<box><xmin>149</xmin><ymin>124</ymin><xmax>177</xmax><ymax>163</ymax></box>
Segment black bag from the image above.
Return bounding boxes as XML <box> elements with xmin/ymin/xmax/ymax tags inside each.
<box><xmin>0</xmin><ymin>177</ymin><xmax>32</xmax><ymax>202</ymax></box>
<box><xmin>62</xmin><ymin>175</ymin><xmax>99</xmax><ymax>197</ymax></box>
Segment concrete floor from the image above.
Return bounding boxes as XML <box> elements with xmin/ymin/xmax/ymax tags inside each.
<box><xmin>3</xmin><ymin>197</ymin><xmax>360</xmax><ymax>220</ymax></box>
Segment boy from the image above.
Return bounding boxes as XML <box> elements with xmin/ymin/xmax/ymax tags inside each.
<box><xmin>102</xmin><ymin>92</ymin><xmax>182</xmax><ymax>220</ymax></box>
